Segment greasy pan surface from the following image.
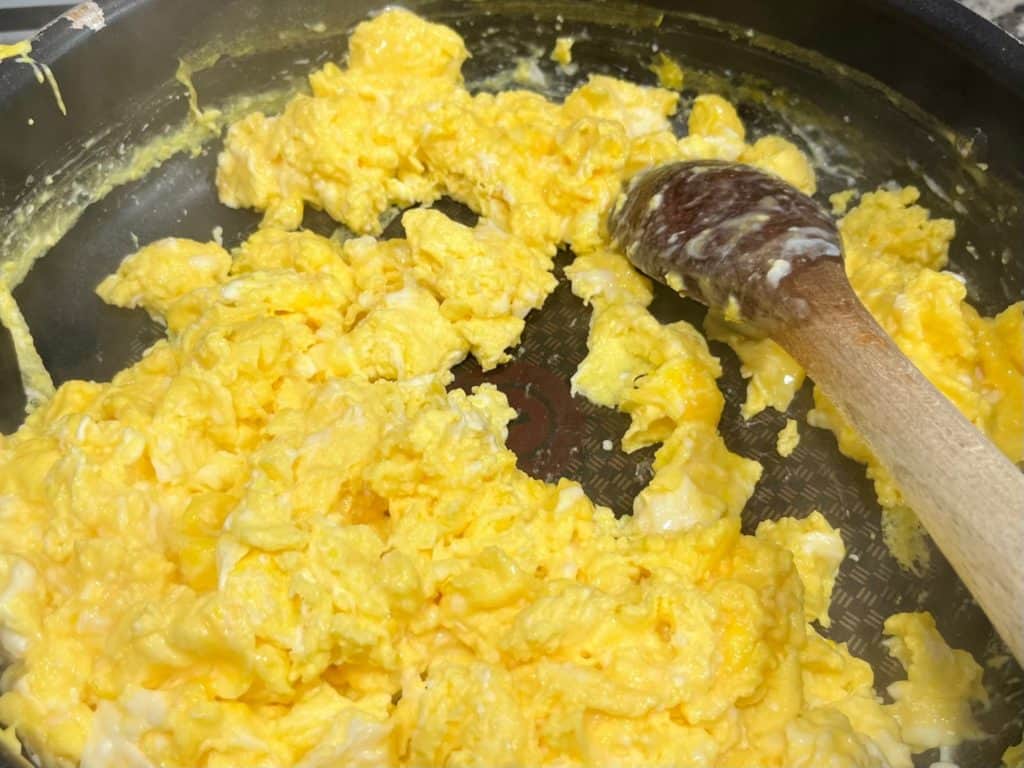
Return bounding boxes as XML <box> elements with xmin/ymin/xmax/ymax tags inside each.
<box><xmin>0</xmin><ymin>1</ymin><xmax>1022</xmax><ymax>765</ymax></box>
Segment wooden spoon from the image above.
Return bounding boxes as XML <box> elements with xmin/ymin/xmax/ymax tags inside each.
<box><xmin>610</xmin><ymin>160</ymin><xmax>1024</xmax><ymax>662</ymax></box>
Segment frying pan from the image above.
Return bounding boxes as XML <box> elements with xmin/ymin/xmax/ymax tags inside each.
<box><xmin>0</xmin><ymin>1</ymin><xmax>1022</xmax><ymax>766</ymax></box>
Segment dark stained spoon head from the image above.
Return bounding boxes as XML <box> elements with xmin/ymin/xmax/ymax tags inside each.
<box><xmin>609</xmin><ymin>160</ymin><xmax>844</xmax><ymax>331</ymax></box>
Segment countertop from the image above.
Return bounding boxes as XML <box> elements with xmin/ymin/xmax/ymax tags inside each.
<box><xmin>964</xmin><ymin>0</ymin><xmax>1024</xmax><ymax>36</ymax></box>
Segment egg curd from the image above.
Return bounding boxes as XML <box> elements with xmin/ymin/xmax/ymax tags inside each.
<box><xmin>0</xmin><ymin>8</ymin><xmax>1014</xmax><ymax>768</ymax></box>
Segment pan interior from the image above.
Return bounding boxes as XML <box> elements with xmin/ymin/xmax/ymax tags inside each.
<box><xmin>0</xmin><ymin>2</ymin><xmax>1021</xmax><ymax>765</ymax></box>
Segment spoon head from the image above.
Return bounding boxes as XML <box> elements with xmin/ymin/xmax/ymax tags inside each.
<box><xmin>609</xmin><ymin>160</ymin><xmax>843</xmax><ymax>331</ymax></box>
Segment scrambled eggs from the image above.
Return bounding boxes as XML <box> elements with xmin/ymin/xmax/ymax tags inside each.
<box><xmin>551</xmin><ymin>37</ymin><xmax>575</xmax><ymax>67</ymax></box>
<box><xmin>0</xmin><ymin>8</ymin><xmax>1013</xmax><ymax>768</ymax></box>
<box><xmin>777</xmin><ymin>419</ymin><xmax>800</xmax><ymax>458</ymax></box>
<box><xmin>1006</xmin><ymin>738</ymin><xmax>1024</xmax><ymax>768</ymax></box>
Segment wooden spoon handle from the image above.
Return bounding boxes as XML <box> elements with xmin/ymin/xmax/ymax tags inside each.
<box><xmin>776</xmin><ymin>261</ymin><xmax>1024</xmax><ymax>661</ymax></box>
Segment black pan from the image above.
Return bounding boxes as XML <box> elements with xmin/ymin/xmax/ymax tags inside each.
<box><xmin>0</xmin><ymin>1</ymin><xmax>1022</xmax><ymax>766</ymax></box>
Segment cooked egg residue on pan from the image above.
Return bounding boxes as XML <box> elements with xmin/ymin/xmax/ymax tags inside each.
<box><xmin>0</xmin><ymin>8</ymin><xmax>1016</xmax><ymax>768</ymax></box>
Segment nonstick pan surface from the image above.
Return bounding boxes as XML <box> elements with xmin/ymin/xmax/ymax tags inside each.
<box><xmin>0</xmin><ymin>1</ymin><xmax>1022</xmax><ymax>765</ymax></box>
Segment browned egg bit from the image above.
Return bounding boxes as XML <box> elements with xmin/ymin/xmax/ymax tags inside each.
<box><xmin>609</xmin><ymin>159</ymin><xmax>1024</xmax><ymax>662</ymax></box>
